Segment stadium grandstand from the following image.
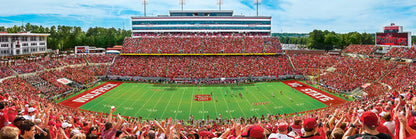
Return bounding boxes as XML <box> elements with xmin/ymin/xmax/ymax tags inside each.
<box><xmin>1</xmin><ymin>9</ymin><xmax>416</xmax><ymax>139</ymax></box>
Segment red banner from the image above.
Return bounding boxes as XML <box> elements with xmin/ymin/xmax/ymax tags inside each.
<box><xmin>282</xmin><ymin>80</ymin><xmax>346</xmax><ymax>106</ymax></box>
<box><xmin>194</xmin><ymin>95</ymin><xmax>212</xmax><ymax>101</ymax></box>
<box><xmin>59</xmin><ymin>82</ymin><xmax>123</xmax><ymax>108</ymax></box>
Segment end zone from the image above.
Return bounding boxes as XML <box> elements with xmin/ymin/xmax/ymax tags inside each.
<box><xmin>282</xmin><ymin>80</ymin><xmax>346</xmax><ymax>106</ymax></box>
<box><xmin>59</xmin><ymin>82</ymin><xmax>123</xmax><ymax>108</ymax></box>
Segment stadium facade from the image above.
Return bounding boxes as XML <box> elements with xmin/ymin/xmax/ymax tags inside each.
<box><xmin>131</xmin><ymin>10</ymin><xmax>271</xmax><ymax>37</ymax></box>
<box><xmin>0</xmin><ymin>32</ymin><xmax>50</xmax><ymax>56</ymax></box>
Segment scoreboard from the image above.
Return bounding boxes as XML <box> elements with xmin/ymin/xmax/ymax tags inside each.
<box><xmin>376</xmin><ymin>32</ymin><xmax>410</xmax><ymax>47</ymax></box>
<box><xmin>75</xmin><ymin>46</ymin><xmax>89</xmax><ymax>54</ymax></box>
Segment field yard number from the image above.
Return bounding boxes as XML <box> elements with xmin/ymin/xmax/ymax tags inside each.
<box><xmin>199</xmin><ymin>111</ymin><xmax>208</xmax><ymax>113</ymax></box>
<box><xmin>173</xmin><ymin>110</ymin><xmax>182</xmax><ymax>113</ymax></box>
<box><xmin>274</xmin><ymin>106</ymin><xmax>283</xmax><ymax>109</ymax></box>
<box><xmin>226</xmin><ymin>110</ymin><xmax>235</xmax><ymax>113</ymax></box>
<box><xmin>147</xmin><ymin>109</ymin><xmax>157</xmax><ymax>112</ymax></box>
<box><xmin>250</xmin><ymin>108</ymin><xmax>259</xmax><ymax>111</ymax></box>
<box><xmin>296</xmin><ymin>103</ymin><xmax>304</xmax><ymax>106</ymax></box>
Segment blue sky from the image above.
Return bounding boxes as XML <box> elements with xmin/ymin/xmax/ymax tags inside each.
<box><xmin>0</xmin><ymin>0</ymin><xmax>415</xmax><ymax>34</ymax></box>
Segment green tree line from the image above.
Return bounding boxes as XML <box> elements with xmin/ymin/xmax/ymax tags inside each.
<box><xmin>0</xmin><ymin>23</ymin><xmax>131</xmax><ymax>50</ymax></box>
<box><xmin>307</xmin><ymin>30</ymin><xmax>375</xmax><ymax>50</ymax></box>
<box><xmin>1</xmin><ymin>24</ymin><xmax>414</xmax><ymax>50</ymax></box>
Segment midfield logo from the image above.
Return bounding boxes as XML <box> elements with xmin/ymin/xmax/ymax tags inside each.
<box><xmin>194</xmin><ymin>95</ymin><xmax>212</xmax><ymax>101</ymax></box>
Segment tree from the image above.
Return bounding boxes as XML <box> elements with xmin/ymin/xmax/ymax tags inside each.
<box><xmin>0</xmin><ymin>26</ymin><xmax>5</xmax><ymax>32</ymax></box>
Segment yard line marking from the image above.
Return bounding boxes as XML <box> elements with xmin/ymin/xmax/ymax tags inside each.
<box><xmin>221</xmin><ymin>88</ymin><xmax>233</xmax><ymax>118</ymax></box>
<box><xmin>247</xmin><ymin>84</ymin><xmax>273</xmax><ymax>116</ymax></box>
<box><xmin>161</xmin><ymin>84</ymin><xmax>178</xmax><ymax>118</ymax></box>
<box><xmin>122</xmin><ymin>83</ymin><xmax>148</xmax><ymax>116</ymax></box>
<box><xmin>146</xmin><ymin>87</ymin><xmax>168</xmax><ymax>119</ymax></box>
<box><xmin>212</xmin><ymin>86</ymin><xmax>218</xmax><ymax>119</ymax></box>
<box><xmin>230</xmin><ymin>90</ymin><xmax>247</xmax><ymax>118</ymax></box>
<box><xmin>241</xmin><ymin>86</ymin><xmax>260</xmax><ymax>116</ymax></box>
<box><xmin>134</xmin><ymin>85</ymin><xmax>158</xmax><ymax>118</ymax></box>
<box><xmin>174</xmin><ymin>87</ymin><xmax>186</xmax><ymax>119</ymax></box>
<box><xmin>188</xmin><ymin>85</ymin><xmax>194</xmax><ymax>120</ymax></box>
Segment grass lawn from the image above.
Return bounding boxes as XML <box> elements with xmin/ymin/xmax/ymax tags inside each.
<box><xmin>77</xmin><ymin>81</ymin><xmax>330</xmax><ymax>120</ymax></box>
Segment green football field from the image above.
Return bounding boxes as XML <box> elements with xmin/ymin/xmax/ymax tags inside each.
<box><xmin>78</xmin><ymin>81</ymin><xmax>329</xmax><ymax>120</ymax></box>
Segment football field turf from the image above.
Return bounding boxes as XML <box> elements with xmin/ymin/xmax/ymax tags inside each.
<box><xmin>67</xmin><ymin>81</ymin><xmax>337</xmax><ymax>120</ymax></box>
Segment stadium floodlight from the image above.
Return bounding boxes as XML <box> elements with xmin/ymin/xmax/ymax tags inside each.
<box><xmin>217</xmin><ymin>0</ymin><xmax>223</xmax><ymax>11</ymax></box>
<box><xmin>179</xmin><ymin>0</ymin><xmax>185</xmax><ymax>11</ymax></box>
<box><xmin>142</xmin><ymin>0</ymin><xmax>149</xmax><ymax>16</ymax></box>
<box><xmin>254</xmin><ymin>0</ymin><xmax>261</xmax><ymax>16</ymax></box>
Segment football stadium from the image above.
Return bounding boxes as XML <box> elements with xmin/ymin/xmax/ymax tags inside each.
<box><xmin>0</xmin><ymin>1</ymin><xmax>415</xmax><ymax>139</ymax></box>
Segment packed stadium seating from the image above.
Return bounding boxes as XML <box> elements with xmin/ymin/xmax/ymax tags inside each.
<box><xmin>9</xmin><ymin>61</ymin><xmax>44</xmax><ymax>74</ymax></box>
<box><xmin>37</xmin><ymin>57</ymin><xmax>68</xmax><ymax>69</ymax></box>
<box><xmin>85</xmin><ymin>54</ymin><xmax>116</xmax><ymax>63</ymax></box>
<box><xmin>38</xmin><ymin>70</ymin><xmax>73</xmax><ymax>93</ymax></box>
<box><xmin>333</xmin><ymin>58</ymin><xmax>396</xmax><ymax>81</ymax></box>
<box><xmin>109</xmin><ymin>56</ymin><xmax>294</xmax><ymax>78</ymax></box>
<box><xmin>385</xmin><ymin>47</ymin><xmax>416</xmax><ymax>59</ymax></box>
<box><xmin>0</xmin><ymin>66</ymin><xmax>13</xmax><ymax>78</ymax></box>
<box><xmin>122</xmin><ymin>36</ymin><xmax>282</xmax><ymax>53</ymax></box>
<box><xmin>2</xmin><ymin>44</ymin><xmax>416</xmax><ymax>139</ymax></box>
<box><xmin>290</xmin><ymin>54</ymin><xmax>345</xmax><ymax>75</ymax></box>
<box><xmin>342</xmin><ymin>44</ymin><xmax>378</xmax><ymax>55</ymax></box>
<box><xmin>62</xmin><ymin>54</ymin><xmax>87</xmax><ymax>65</ymax></box>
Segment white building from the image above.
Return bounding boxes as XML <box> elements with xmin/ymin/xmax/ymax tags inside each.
<box><xmin>131</xmin><ymin>10</ymin><xmax>272</xmax><ymax>37</ymax></box>
<box><xmin>0</xmin><ymin>32</ymin><xmax>50</xmax><ymax>56</ymax></box>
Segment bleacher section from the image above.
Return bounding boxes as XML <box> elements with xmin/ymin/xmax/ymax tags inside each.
<box><xmin>122</xmin><ymin>36</ymin><xmax>282</xmax><ymax>54</ymax></box>
<box><xmin>342</xmin><ymin>44</ymin><xmax>378</xmax><ymax>55</ymax></box>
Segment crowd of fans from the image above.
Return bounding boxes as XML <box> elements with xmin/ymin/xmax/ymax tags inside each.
<box><xmin>122</xmin><ymin>36</ymin><xmax>282</xmax><ymax>54</ymax></box>
<box><xmin>37</xmin><ymin>58</ymin><xmax>68</xmax><ymax>69</ymax></box>
<box><xmin>38</xmin><ymin>71</ymin><xmax>73</xmax><ymax>94</ymax></box>
<box><xmin>91</xmin><ymin>65</ymin><xmax>111</xmax><ymax>76</ymax></box>
<box><xmin>385</xmin><ymin>47</ymin><xmax>416</xmax><ymax>59</ymax></box>
<box><xmin>290</xmin><ymin>54</ymin><xmax>345</xmax><ymax>75</ymax></box>
<box><xmin>379</xmin><ymin>64</ymin><xmax>416</xmax><ymax>93</ymax></box>
<box><xmin>317</xmin><ymin>72</ymin><xmax>366</xmax><ymax>92</ymax></box>
<box><xmin>85</xmin><ymin>54</ymin><xmax>116</xmax><ymax>64</ymax></box>
<box><xmin>9</xmin><ymin>61</ymin><xmax>44</xmax><ymax>74</ymax></box>
<box><xmin>0</xmin><ymin>80</ymin><xmax>416</xmax><ymax>139</ymax></box>
<box><xmin>0</xmin><ymin>65</ymin><xmax>13</xmax><ymax>78</ymax></box>
<box><xmin>342</xmin><ymin>45</ymin><xmax>379</xmax><ymax>55</ymax></box>
<box><xmin>109</xmin><ymin>56</ymin><xmax>295</xmax><ymax>78</ymax></box>
<box><xmin>362</xmin><ymin>82</ymin><xmax>389</xmax><ymax>97</ymax></box>
<box><xmin>62</xmin><ymin>55</ymin><xmax>87</xmax><ymax>65</ymax></box>
<box><xmin>333</xmin><ymin>58</ymin><xmax>396</xmax><ymax>81</ymax></box>
<box><xmin>54</xmin><ymin>66</ymin><xmax>97</xmax><ymax>85</ymax></box>
<box><xmin>1</xmin><ymin>51</ymin><xmax>416</xmax><ymax>139</ymax></box>
<box><xmin>20</xmin><ymin>75</ymin><xmax>59</xmax><ymax>95</ymax></box>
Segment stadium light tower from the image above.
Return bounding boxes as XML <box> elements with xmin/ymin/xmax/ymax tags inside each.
<box><xmin>179</xmin><ymin>0</ymin><xmax>185</xmax><ymax>11</ymax></box>
<box><xmin>142</xmin><ymin>0</ymin><xmax>148</xmax><ymax>16</ymax></box>
<box><xmin>217</xmin><ymin>0</ymin><xmax>223</xmax><ymax>11</ymax></box>
<box><xmin>254</xmin><ymin>0</ymin><xmax>261</xmax><ymax>16</ymax></box>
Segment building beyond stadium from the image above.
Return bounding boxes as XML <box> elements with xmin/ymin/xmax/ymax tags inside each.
<box><xmin>131</xmin><ymin>10</ymin><xmax>272</xmax><ymax>37</ymax></box>
<box><xmin>0</xmin><ymin>32</ymin><xmax>49</xmax><ymax>56</ymax></box>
